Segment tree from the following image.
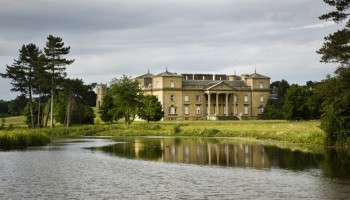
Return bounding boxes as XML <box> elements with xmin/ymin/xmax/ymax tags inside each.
<box><xmin>283</xmin><ymin>84</ymin><xmax>321</xmax><ymax>121</ymax></box>
<box><xmin>138</xmin><ymin>95</ymin><xmax>164</xmax><ymax>123</ymax></box>
<box><xmin>283</xmin><ymin>84</ymin><xmax>308</xmax><ymax>120</ymax></box>
<box><xmin>1</xmin><ymin>44</ymin><xmax>43</xmax><ymax>128</ymax></box>
<box><xmin>108</xmin><ymin>75</ymin><xmax>143</xmax><ymax>125</ymax></box>
<box><xmin>8</xmin><ymin>95</ymin><xmax>28</xmax><ymax>116</ymax></box>
<box><xmin>44</xmin><ymin>35</ymin><xmax>74</xmax><ymax>128</ymax></box>
<box><xmin>99</xmin><ymin>94</ymin><xmax>117</xmax><ymax>123</ymax></box>
<box><xmin>261</xmin><ymin>80</ymin><xmax>290</xmax><ymax>119</ymax></box>
<box><xmin>54</xmin><ymin>79</ymin><xmax>96</xmax><ymax>126</ymax></box>
<box><xmin>0</xmin><ymin>100</ymin><xmax>9</xmax><ymax>118</ymax></box>
<box><xmin>317</xmin><ymin>0</ymin><xmax>350</xmax><ymax>145</ymax></box>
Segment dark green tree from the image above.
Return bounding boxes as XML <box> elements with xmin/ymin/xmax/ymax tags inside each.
<box><xmin>44</xmin><ymin>35</ymin><xmax>74</xmax><ymax>128</ymax></box>
<box><xmin>316</xmin><ymin>0</ymin><xmax>350</xmax><ymax>146</ymax></box>
<box><xmin>99</xmin><ymin>94</ymin><xmax>117</xmax><ymax>123</ymax></box>
<box><xmin>23</xmin><ymin>101</ymin><xmax>43</xmax><ymax>128</ymax></box>
<box><xmin>283</xmin><ymin>84</ymin><xmax>308</xmax><ymax>120</ymax></box>
<box><xmin>8</xmin><ymin>95</ymin><xmax>28</xmax><ymax>116</ymax></box>
<box><xmin>1</xmin><ymin>44</ymin><xmax>43</xmax><ymax>127</ymax></box>
<box><xmin>108</xmin><ymin>75</ymin><xmax>143</xmax><ymax>125</ymax></box>
<box><xmin>138</xmin><ymin>95</ymin><xmax>164</xmax><ymax>123</ymax></box>
<box><xmin>54</xmin><ymin>79</ymin><xmax>95</xmax><ymax>126</ymax></box>
<box><xmin>261</xmin><ymin>80</ymin><xmax>290</xmax><ymax>119</ymax></box>
<box><xmin>0</xmin><ymin>100</ymin><xmax>9</xmax><ymax>118</ymax></box>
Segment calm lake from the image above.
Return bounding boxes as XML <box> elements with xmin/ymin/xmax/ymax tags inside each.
<box><xmin>1</xmin><ymin>137</ymin><xmax>349</xmax><ymax>199</ymax></box>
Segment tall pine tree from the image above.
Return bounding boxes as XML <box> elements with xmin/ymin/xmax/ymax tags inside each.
<box><xmin>44</xmin><ymin>35</ymin><xmax>74</xmax><ymax>128</ymax></box>
<box><xmin>1</xmin><ymin>43</ymin><xmax>43</xmax><ymax>128</ymax></box>
<box><xmin>317</xmin><ymin>0</ymin><xmax>350</xmax><ymax>145</ymax></box>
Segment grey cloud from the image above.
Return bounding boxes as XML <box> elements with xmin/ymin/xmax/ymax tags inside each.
<box><xmin>0</xmin><ymin>0</ymin><xmax>340</xmax><ymax>100</ymax></box>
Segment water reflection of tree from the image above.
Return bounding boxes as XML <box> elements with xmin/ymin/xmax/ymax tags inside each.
<box><xmin>264</xmin><ymin>146</ymin><xmax>322</xmax><ymax>170</ymax></box>
<box><xmin>321</xmin><ymin>148</ymin><xmax>350</xmax><ymax>179</ymax></box>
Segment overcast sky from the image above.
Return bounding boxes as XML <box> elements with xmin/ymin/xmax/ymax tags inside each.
<box><xmin>0</xmin><ymin>0</ymin><xmax>342</xmax><ymax>100</ymax></box>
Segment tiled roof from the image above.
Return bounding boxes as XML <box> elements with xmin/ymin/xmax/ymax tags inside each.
<box><xmin>249</xmin><ymin>73</ymin><xmax>270</xmax><ymax>79</ymax></box>
<box><xmin>156</xmin><ymin>70</ymin><xmax>182</xmax><ymax>77</ymax></box>
<box><xmin>182</xmin><ymin>80</ymin><xmax>247</xmax><ymax>89</ymax></box>
<box><xmin>136</xmin><ymin>72</ymin><xmax>154</xmax><ymax>79</ymax></box>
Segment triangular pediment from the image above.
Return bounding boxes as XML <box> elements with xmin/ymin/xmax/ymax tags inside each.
<box><xmin>206</xmin><ymin>81</ymin><xmax>234</xmax><ymax>91</ymax></box>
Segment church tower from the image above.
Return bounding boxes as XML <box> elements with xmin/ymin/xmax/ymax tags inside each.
<box><xmin>96</xmin><ymin>83</ymin><xmax>107</xmax><ymax>107</ymax></box>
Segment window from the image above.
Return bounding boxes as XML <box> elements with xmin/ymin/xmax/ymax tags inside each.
<box><xmin>184</xmin><ymin>106</ymin><xmax>189</xmax><ymax>115</ymax></box>
<box><xmin>184</xmin><ymin>95</ymin><xmax>189</xmax><ymax>102</ymax></box>
<box><xmin>196</xmin><ymin>106</ymin><xmax>200</xmax><ymax>114</ymax></box>
<box><xmin>259</xmin><ymin>107</ymin><xmax>264</xmax><ymax>114</ymax></box>
<box><xmin>196</xmin><ymin>95</ymin><xmax>200</xmax><ymax>102</ymax></box>
<box><xmin>259</xmin><ymin>82</ymin><xmax>264</xmax><ymax>89</ymax></box>
<box><xmin>244</xmin><ymin>106</ymin><xmax>249</xmax><ymax>115</ymax></box>
<box><xmin>169</xmin><ymin>106</ymin><xmax>176</xmax><ymax>114</ymax></box>
<box><xmin>170</xmin><ymin>95</ymin><xmax>175</xmax><ymax>101</ymax></box>
<box><xmin>260</xmin><ymin>96</ymin><xmax>264</xmax><ymax>102</ymax></box>
<box><xmin>155</xmin><ymin>81</ymin><xmax>159</xmax><ymax>88</ymax></box>
<box><xmin>244</xmin><ymin>95</ymin><xmax>249</xmax><ymax>102</ymax></box>
<box><xmin>170</xmin><ymin>81</ymin><xmax>174</xmax><ymax>88</ymax></box>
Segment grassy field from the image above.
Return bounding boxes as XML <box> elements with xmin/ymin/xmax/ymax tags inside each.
<box><xmin>0</xmin><ymin>112</ymin><xmax>326</xmax><ymax>148</ymax></box>
<box><xmin>97</xmin><ymin>120</ymin><xmax>325</xmax><ymax>145</ymax></box>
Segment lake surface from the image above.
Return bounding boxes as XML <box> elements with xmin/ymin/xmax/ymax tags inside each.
<box><xmin>0</xmin><ymin>137</ymin><xmax>349</xmax><ymax>199</ymax></box>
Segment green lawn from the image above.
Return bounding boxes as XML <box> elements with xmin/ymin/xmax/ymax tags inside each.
<box><xmin>0</xmin><ymin>112</ymin><xmax>326</xmax><ymax>147</ymax></box>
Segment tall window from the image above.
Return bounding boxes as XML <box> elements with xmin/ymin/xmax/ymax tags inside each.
<box><xmin>260</xmin><ymin>96</ymin><xmax>264</xmax><ymax>102</ymax></box>
<box><xmin>169</xmin><ymin>106</ymin><xmax>176</xmax><ymax>114</ymax></box>
<box><xmin>244</xmin><ymin>95</ymin><xmax>249</xmax><ymax>102</ymax></box>
<box><xmin>184</xmin><ymin>106</ymin><xmax>189</xmax><ymax>115</ymax></box>
<box><xmin>259</xmin><ymin>107</ymin><xmax>264</xmax><ymax>114</ymax></box>
<box><xmin>196</xmin><ymin>106</ymin><xmax>200</xmax><ymax>114</ymax></box>
<box><xmin>244</xmin><ymin>106</ymin><xmax>249</xmax><ymax>115</ymax></box>
<box><xmin>155</xmin><ymin>81</ymin><xmax>159</xmax><ymax>88</ymax></box>
<box><xmin>184</xmin><ymin>95</ymin><xmax>189</xmax><ymax>102</ymax></box>
<box><xmin>170</xmin><ymin>95</ymin><xmax>175</xmax><ymax>101</ymax></box>
<box><xmin>170</xmin><ymin>81</ymin><xmax>175</xmax><ymax>88</ymax></box>
<box><xmin>259</xmin><ymin>82</ymin><xmax>264</xmax><ymax>89</ymax></box>
<box><xmin>196</xmin><ymin>95</ymin><xmax>200</xmax><ymax>102</ymax></box>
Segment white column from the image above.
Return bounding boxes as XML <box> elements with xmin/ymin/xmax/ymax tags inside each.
<box><xmin>225</xmin><ymin>93</ymin><xmax>229</xmax><ymax>115</ymax></box>
<box><xmin>207</xmin><ymin>93</ymin><xmax>211</xmax><ymax>117</ymax></box>
<box><xmin>215</xmin><ymin>93</ymin><xmax>219</xmax><ymax>115</ymax></box>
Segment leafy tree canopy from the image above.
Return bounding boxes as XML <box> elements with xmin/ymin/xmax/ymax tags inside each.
<box><xmin>108</xmin><ymin>75</ymin><xmax>143</xmax><ymax>125</ymax></box>
<box><xmin>138</xmin><ymin>95</ymin><xmax>164</xmax><ymax>123</ymax></box>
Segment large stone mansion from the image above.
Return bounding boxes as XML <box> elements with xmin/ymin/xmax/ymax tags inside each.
<box><xmin>96</xmin><ymin>69</ymin><xmax>271</xmax><ymax>120</ymax></box>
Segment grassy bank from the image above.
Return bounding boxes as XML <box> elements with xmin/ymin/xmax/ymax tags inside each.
<box><xmin>0</xmin><ymin>118</ymin><xmax>326</xmax><ymax>148</ymax></box>
<box><xmin>0</xmin><ymin>123</ymin><xmax>120</xmax><ymax>149</ymax></box>
<box><xmin>97</xmin><ymin>120</ymin><xmax>326</xmax><ymax>145</ymax></box>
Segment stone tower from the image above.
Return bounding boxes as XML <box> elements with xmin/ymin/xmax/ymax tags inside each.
<box><xmin>96</xmin><ymin>83</ymin><xmax>107</xmax><ymax>107</ymax></box>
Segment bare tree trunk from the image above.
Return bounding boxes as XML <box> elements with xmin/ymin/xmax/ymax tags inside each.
<box><xmin>29</xmin><ymin>86</ymin><xmax>35</xmax><ymax>128</ymax></box>
<box><xmin>45</xmin><ymin>98</ymin><xmax>51</xmax><ymax>127</ymax></box>
<box><xmin>66</xmin><ymin>93</ymin><xmax>74</xmax><ymax>128</ymax></box>
<box><xmin>37</xmin><ymin>92</ymin><xmax>41</xmax><ymax>128</ymax></box>
<box><xmin>50</xmin><ymin>75</ymin><xmax>54</xmax><ymax>128</ymax></box>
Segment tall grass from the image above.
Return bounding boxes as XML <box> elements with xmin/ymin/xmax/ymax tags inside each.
<box><xmin>0</xmin><ymin>129</ymin><xmax>50</xmax><ymax>149</ymax></box>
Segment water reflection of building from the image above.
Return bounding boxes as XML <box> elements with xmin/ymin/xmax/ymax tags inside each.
<box><xmin>160</xmin><ymin>142</ymin><xmax>270</xmax><ymax>169</ymax></box>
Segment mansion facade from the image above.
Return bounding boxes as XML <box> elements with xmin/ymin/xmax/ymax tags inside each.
<box><xmin>136</xmin><ymin>70</ymin><xmax>271</xmax><ymax>120</ymax></box>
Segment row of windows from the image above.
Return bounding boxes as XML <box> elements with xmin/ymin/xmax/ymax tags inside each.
<box><xmin>184</xmin><ymin>106</ymin><xmax>201</xmax><ymax>115</ymax></box>
<box><xmin>171</xmin><ymin>95</ymin><xmax>264</xmax><ymax>103</ymax></box>
<box><xmin>170</xmin><ymin>105</ymin><xmax>264</xmax><ymax>115</ymax></box>
<box><xmin>154</xmin><ymin>81</ymin><xmax>264</xmax><ymax>89</ymax></box>
<box><xmin>184</xmin><ymin>95</ymin><xmax>201</xmax><ymax>102</ymax></box>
